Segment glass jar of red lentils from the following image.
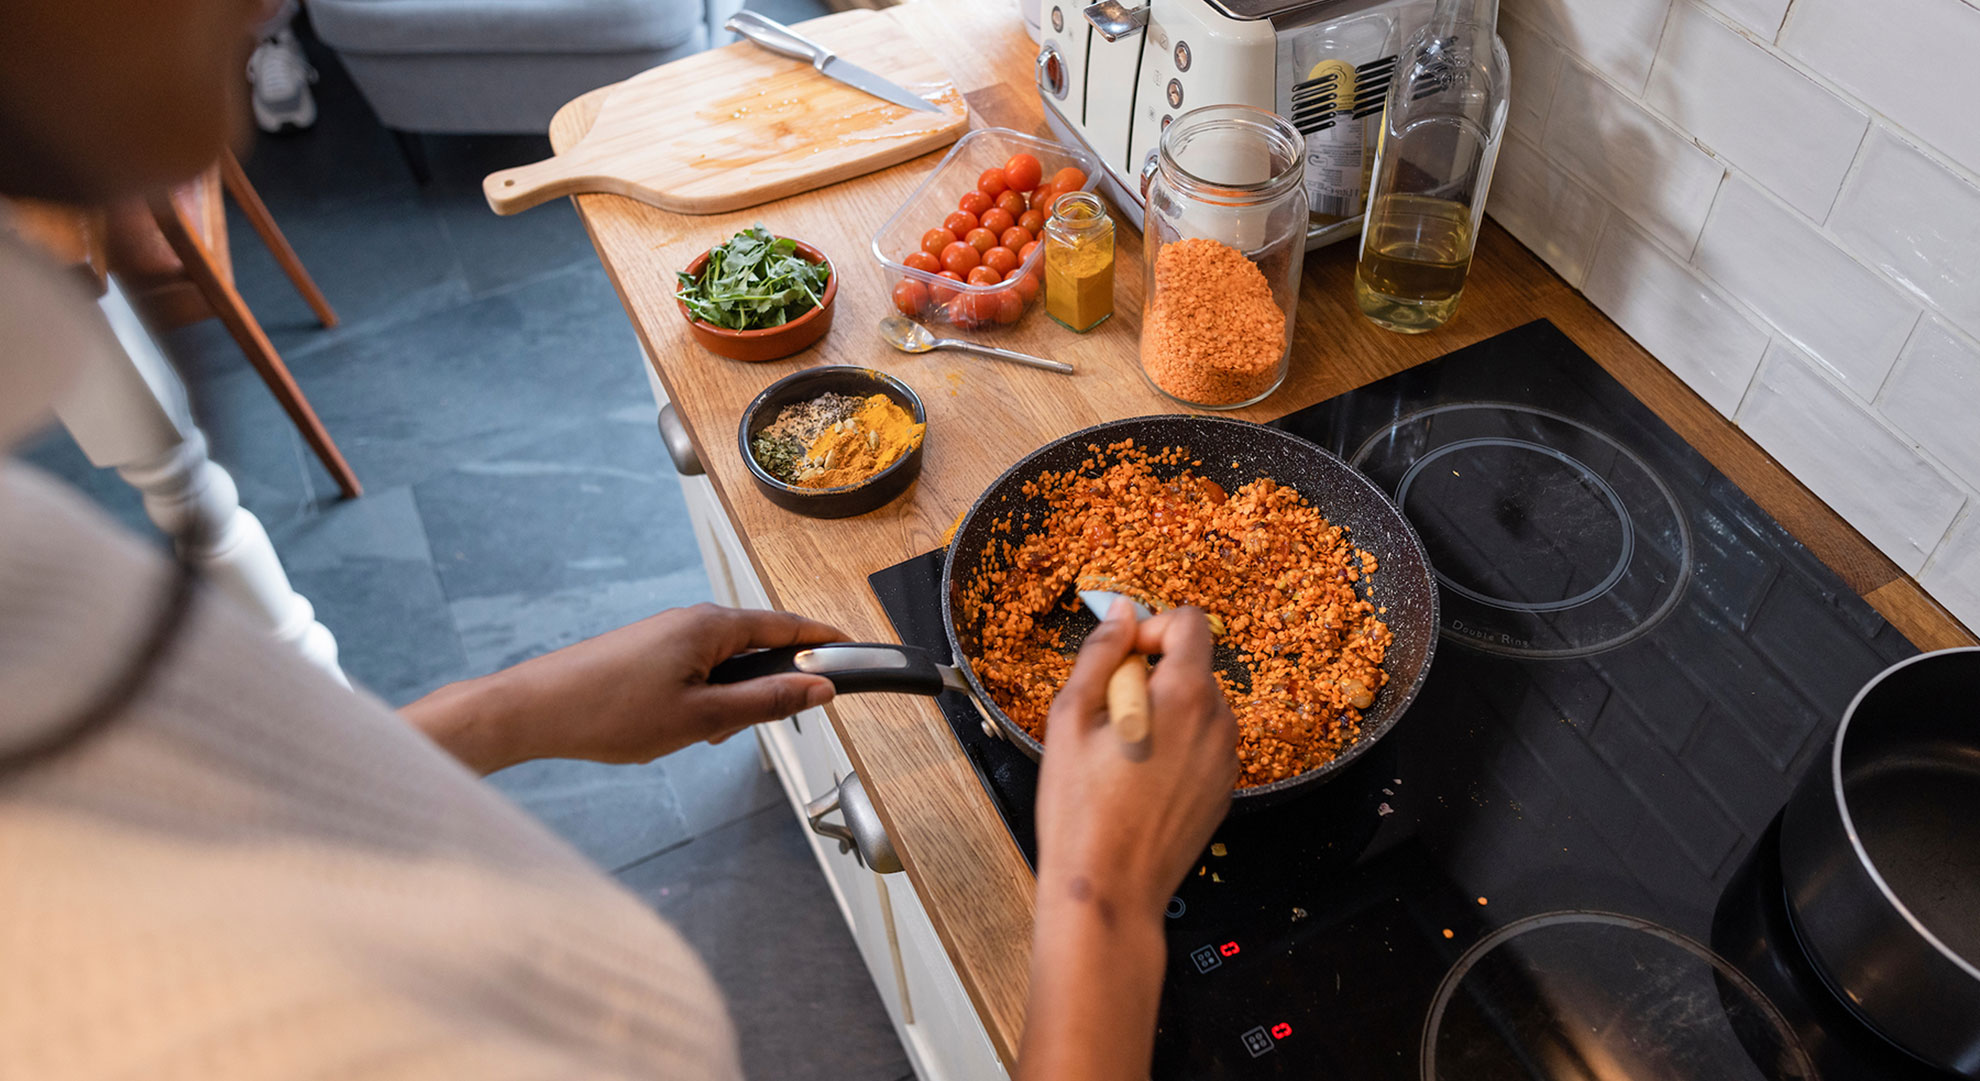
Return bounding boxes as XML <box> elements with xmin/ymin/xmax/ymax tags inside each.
<box><xmin>1140</xmin><ymin>105</ymin><xmax>1308</xmax><ymax>409</ymax></box>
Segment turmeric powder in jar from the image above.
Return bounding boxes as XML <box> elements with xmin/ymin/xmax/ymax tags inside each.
<box><xmin>1042</xmin><ymin>191</ymin><xmax>1115</xmax><ymax>333</ymax></box>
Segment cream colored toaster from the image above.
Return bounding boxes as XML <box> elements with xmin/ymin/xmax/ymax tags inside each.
<box><xmin>1036</xmin><ymin>0</ymin><xmax>1433</xmax><ymax>248</ymax></box>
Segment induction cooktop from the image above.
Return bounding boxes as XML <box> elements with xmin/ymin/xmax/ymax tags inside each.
<box><xmin>866</xmin><ymin>319</ymin><xmax>1944</xmax><ymax>1080</ymax></box>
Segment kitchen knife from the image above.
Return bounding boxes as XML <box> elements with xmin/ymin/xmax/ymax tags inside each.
<box><xmin>725</xmin><ymin>12</ymin><xmax>944</xmax><ymax>114</ymax></box>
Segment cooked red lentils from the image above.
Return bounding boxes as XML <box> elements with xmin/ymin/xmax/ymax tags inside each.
<box><xmin>960</xmin><ymin>439</ymin><xmax>1392</xmax><ymax>787</ymax></box>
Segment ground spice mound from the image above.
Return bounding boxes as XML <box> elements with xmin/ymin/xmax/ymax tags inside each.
<box><xmin>960</xmin><ymin>439</ymin><xmax>1392</xmax><ymax>786</ymax></box>
<box><xmin>1142</xmin><ymin>237</ymin><xmax>1288</xmax><ymax>406</ymax></box>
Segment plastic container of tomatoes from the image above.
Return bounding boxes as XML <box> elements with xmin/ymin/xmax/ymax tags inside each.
<box><xmin>870</xmin><ymin>127</ymin><xmax>1102</xmax><ymax>331</ymax></box>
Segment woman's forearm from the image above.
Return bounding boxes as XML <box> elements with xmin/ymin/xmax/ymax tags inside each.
<box><xmin>401</xmin><ymin>667</ymin><xmax>535</xmax><ymax>775</ymax></box>
<box><xmin>1018</xmin><ymin>869</ymin><xmax>1169</xmax><ymax>1081</ymax></box>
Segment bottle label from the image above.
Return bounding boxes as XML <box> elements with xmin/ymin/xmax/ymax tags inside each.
<box><xmin>1302</xmin><ymin>59</ymin><xmax>1365</xmax><ymax>220</ymax></box>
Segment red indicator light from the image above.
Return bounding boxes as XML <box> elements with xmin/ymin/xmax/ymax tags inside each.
<box><xmin>1219</xmin><ymin>941</ymin><xmax>1241</xmax><ymax>957</ymax></box>
<box><xmin>1271</xmin><ymin>1022</ymin><xmax>1292</xmax><ymax>1040</ymax></box>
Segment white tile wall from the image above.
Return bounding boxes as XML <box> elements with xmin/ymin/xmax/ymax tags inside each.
<box><xmin>1703</xmin><ymin>0</ymin><xmax>1789</xmax><ymax>40</ymax></box>
<box><xmin>1780</xmin><ymin>0</ymin><xmax>1980</xmax><ymax>178</ymax></box>
<box><xmin>1921</xmin><ymin>512</ymin><xmax>1980</xmax><ymax>630</ymax></box>
<box><xmin>1692</xmin><ymin>178</ymin><xmax>1918</xmax><ymax>393</ymax></box>
<box><xmin>1879</xmin><ymin>318</ymin><xmax>1980</xmax><ymax>490</ymax></box>
<box><xmin>1485</xmin><ymin>0</ymin><xmax>1980</xmax><ymax>626</ymax></box>
<box><xmin>1543</xmin><ymin>62</ymin><xmax>1724</xmax><ymax>252</ymax></box>
<box><xmin>1829</xmin><ymin>128</ymin><xmax>1980</xmax><ymax>338</ymax></box>
<box><xmin>1644</xmin><ymin>3</ymin><xmax>1866</xmax><ymax>220</ymax></box>
<box><xmin>1736</xmin><ymin>343</ymin><xmax>1966</xmax><ymax>574</ymax></box>
<box><xmin>1488</xmin><ymin>133</ymin><xmax>1608</xmax><ymax>287</ymax></box>
<box><xmin>1507</xmin><ymin>0</ymin><xmax>1674</xmax><ymax>91</ymax></box>
<box><xmin>1500</xmin><ymin>13</ymin><xmax>1564</xmax><ymax>135</ymax></box>
<box><xmin>1583</xmin><ymin>220</ymin><xmax>1769</xmax><ymax>415</ymax></box>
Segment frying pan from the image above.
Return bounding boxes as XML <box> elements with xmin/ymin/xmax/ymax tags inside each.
<box><xmin>714</xmin><ymin>415</ymin><xmax>1439</xmax><ymax>808</ymax></box>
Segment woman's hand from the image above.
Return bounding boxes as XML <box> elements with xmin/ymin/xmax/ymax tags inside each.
<box><xmin>404</xmin><ymin>604</ymin><xmax>845</xmax><ymax>773</ymax></box>
<box><xmin>1018</xmin><ymin>602</ymin><xmax>1238</xmax><ymax>1081</ymax></box>
<box><xmin>1034</xmin><ymin>601</ymin><xmax>1240</xmax><ymax>922</ymax></box>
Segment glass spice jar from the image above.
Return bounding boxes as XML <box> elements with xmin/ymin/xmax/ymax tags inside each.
<box><xmin>1042</xmin><ymin>191</ymin><xmax>1115</xmax><ymax>333</ymax></box>
<box><xmin>1140</xmin><ymin>105</ymin><xmax>1308</xmax><ymax>409</ymax></box>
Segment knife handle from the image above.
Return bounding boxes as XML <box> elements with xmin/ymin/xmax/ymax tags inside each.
<box><xmin>726</xmin><ymin>11</ymin><xmax>836</xmax><ymax>71</ymax></box>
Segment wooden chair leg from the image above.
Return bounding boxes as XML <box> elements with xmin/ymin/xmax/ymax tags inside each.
<box><xmin>218</xmin><ymin>150</ymin><xmax>338</xmax><ymax>328</ymax></box>
<box><xmin>149</xmin><ymin>193</ymin><xmax>363</xmax><ymax>499</ymax></box>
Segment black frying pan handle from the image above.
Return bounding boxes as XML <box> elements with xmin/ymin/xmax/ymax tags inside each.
<box><xmin>708</xmin><ymin>642</ymin><xmax>951</xmax><ymax>697</ymax></box>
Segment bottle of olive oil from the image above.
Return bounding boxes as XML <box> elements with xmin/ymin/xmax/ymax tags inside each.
<box><xmin>1355</xmin><ymin>0</ymin><xmax>1509</xmax><ymax>334</ymax></box>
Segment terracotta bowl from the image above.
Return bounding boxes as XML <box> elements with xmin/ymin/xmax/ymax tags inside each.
<box><xmin>739</xmin><ymin>366</ymin><xmax>926</xmax><ymax>519</ymax></box>
<box><xmin>676</xmin><ymin>238</ymin><xmax>837</xmax><ymax>362</ymax></box>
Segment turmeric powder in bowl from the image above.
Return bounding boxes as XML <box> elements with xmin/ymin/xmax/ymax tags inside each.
<box><xmin>750</xmin><ymin>392</ymin><xmax>925</xmax><ymax>490</ymax></box>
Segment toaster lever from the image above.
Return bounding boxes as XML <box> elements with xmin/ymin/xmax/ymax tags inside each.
<box><xmin>1083</xmin><ymin>0</ymin><xmax>1149</xmax><ymax>42</ymax></box>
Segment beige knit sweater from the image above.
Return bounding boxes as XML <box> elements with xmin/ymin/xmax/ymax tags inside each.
<box><xmin>0</xmin><ymin>464</ymin><xmax>743</xmax><ymax>1081</ymax></box>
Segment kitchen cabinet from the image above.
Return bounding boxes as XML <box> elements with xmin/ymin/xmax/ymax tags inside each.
<box><xmin>653</xmin><ymin>373</ymin><xmax>1008</xmax><ymax>1081</ymax></box>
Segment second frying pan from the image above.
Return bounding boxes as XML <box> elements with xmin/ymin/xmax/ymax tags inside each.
<box><xmin>714</xmin><ymin>415</ymin><xmax>1440</xmax><ymax>807</ymax></box>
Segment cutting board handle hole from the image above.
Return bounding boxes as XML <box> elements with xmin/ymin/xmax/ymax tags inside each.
<box><xmin>503</xmin><ymin>179</ymin><xmax>515</xmax><ymax>187</ymax></box>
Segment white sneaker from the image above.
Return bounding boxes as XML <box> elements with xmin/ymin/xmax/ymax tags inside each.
<box><xmin>247</xmin><ymin>28</ymin><xmax>318</xmax><ymax>133</ymax></box>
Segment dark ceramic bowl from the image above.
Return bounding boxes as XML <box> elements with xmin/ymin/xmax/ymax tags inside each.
<box><xmin>677</xmin><ymin>238</ymin><xmax>837</xmax><ymax>362</ymax></box>
<box><xmin>739</xmin><ymin>366</ymin><xmax>926</xmax><ymax>518</ymax></box>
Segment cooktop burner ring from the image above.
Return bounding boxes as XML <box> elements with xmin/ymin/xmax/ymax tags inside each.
<box><xmin>1351</xmin><ymin>403</ymin><xmax>1693</xmax><ymax>659</ymax></box>
<box><xmin>1395</xmin><ymin>436</ymin><xmax>1636</xmax><ymax>614</ymax></box>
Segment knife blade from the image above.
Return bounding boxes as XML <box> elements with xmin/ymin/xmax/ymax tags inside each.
<box><xmin>819</xmin><ymin>55</ymin><xmax>944</xmax><ymax>114</ymax></box>
<box><xmin>726</xmin><ymin>12</ymin><xmax>944</xmax><ymax>114</ymax></box>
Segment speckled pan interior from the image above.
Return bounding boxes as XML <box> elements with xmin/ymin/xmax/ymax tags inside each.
<box><xmin>939</xmin><ymin>415</ymin><xmax>1438</xmax><ymax>806</ymax></box>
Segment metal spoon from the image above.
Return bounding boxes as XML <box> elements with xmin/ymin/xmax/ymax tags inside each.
<box><xmin>878</xmin><ymin>315</ymin><xmax>1074</xmax><ymax>374</ymax></box>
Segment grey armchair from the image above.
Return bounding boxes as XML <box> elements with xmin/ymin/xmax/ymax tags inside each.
<box><xmin>311</xmin><ymin>0</ymin><xmax>745</xmax><ymax>175</ymax></box>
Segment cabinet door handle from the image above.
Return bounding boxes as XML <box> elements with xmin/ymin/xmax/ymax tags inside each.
<box><xmin>804</xmin><ymin>771</ymin><xmax>903</xmax><ymax>874</ymax></box>
<box><xmin>658</xmin><ymin>403</ymin><xmax>703</xmax><ymax>476</ymax></box>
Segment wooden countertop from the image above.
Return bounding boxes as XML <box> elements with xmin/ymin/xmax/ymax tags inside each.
<box><xmin>552</xmin><ymin>2</ymin><xmax>1974</xmax><ymax>1067</ymax></box>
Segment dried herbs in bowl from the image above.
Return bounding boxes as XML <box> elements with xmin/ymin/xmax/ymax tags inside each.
<box><xmin>675</xmin><ymin>226</ymin><xmax>833</xmax><ymax>331</ymax></box>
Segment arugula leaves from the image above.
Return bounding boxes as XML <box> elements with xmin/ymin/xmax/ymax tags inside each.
<box><xmin>675</xmin><ymin>226</ymin><xmax>831</xmax><ymax>331</ymax></box>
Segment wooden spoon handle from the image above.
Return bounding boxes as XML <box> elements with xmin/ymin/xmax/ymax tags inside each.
<box><xmin>1108</xmin><ymin>656</ymin><xmax>1151</xmax><ymax>744</ymax></box>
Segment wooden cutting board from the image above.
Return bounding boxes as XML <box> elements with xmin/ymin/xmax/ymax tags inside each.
<box><xmin>483</xmin><ymin>8</ymin><xmax>969</xmax><ymax>217</ymax></box>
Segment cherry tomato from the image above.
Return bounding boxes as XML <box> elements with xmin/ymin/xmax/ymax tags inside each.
<box><xmin>930</xmin><ymin>269</ymin><xmax>964</xmax><ymax>305</ymax></box>
<box><xmin>949</xmin><ymin>289</ymin><xmax>998</xmax><ymax>328</ymax></box>
<box><xmin>966</xmin><ymin>265</ymin><xmax>1003</xmax><ymax>286</ymax></box>
<box><xmin>995</xmin><ymin>189</ymin><xmax>1028</xmax><ymax>218</ymax></box>
<box><xmin>943</xmin><ymin>210</ymin><xmax>979</xmax><ymax>237</ymax></box>
<box><xmin>964</xmin><ymin>227</ymin><xmax>999</xmax><ymax>254</ymax></box>
<box><xmin>1028</xmin><ymin>182</ymin><xmax>1057</xmax><ymax>214</ymax></box>
<box><xmin>940</xmin><ymin>241</ymin><xmax>980</xmax><ymax>274</ymax></box>
<box><xmin>979</xmin><ymin>207</ymin><xmax>1016</xmax><ymax>235</ymax></box>
<box><xmin>1003</xmin><ymin>153</ymin><xmax>1043</xmax><ymax>193</ymax></box>
<box><xmin>1051</xmin><ymin>166</ymin><xmax>1087</xmax><ymax>192</ymax></box>
<box><xmin>921</xmin><ymin>227</ymin><xmax>958</xmax><ymax>257</ymax></box>
<box><xmin>893</xmin><ymin>278</ymin><xmax>930</xmax><ymax>318</ymax></box>
<box><xmin>958</xmin><ymin>189</ymin><xmax>993</xmax><ymax>216</ymax></box>
<box><xmin>1006</xmin><ymin>268</ymin><xmax>1041</xmax><ymax>304</ymax></box>
<box><xmin>993</xmin><ymin>285</ymin><xmax>1025</xmax><ymax>325</ymax></box>
<box><xmin>1017</xmin><ymin>209</ymin><xmax>1046</xmax><ymax>234</ymax></box>
<box><xmin>977</xmin><ymin>167</ymin><xmax>1009</xmax><ymax>197</ymax></box>
<box><xmin>1000</xmin><ymin>225</ymin><xmax>1033</xmax><ymax>251</ymax></box>
<box><xmin>903</xmin><ymin>250</ymin><xmax>941</xmax><ymax>274</ymax></box>
<box><xmin>982</xmin><ymin>245</ymin><xmax>1020</xmax><ymax>275</ymax></box>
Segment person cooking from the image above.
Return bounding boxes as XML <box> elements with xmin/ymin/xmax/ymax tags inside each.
<box><xmin>0</xmin><ymin>2</ymin><xmax>1240</xmax><ymax>1079</ymax></box>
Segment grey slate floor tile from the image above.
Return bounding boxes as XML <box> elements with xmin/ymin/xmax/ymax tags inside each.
<box><xmin>415</xmin><ymin>413</ymin><xmax>700</xmax><ymax>603</ymax></box>
<box><xmin>617</xmin><ymin>806</ymin><xmax>914</xmax><ymax>1081</ymax></box>
<box><xmin>488</xmin><ymin>756</ymin><xmax>690</xmax><ymax>873</ymax></box>
<box><xmin>450</xmin><ymin>566</ymin><xmax>712</xmax><ymax>675</ymax></box>
<box><xmin>228</xmin><ymin>189</ymin><xmax>470</xmax><ymax>363</ymax></box>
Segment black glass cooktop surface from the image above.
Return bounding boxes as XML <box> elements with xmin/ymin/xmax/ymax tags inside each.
<box><xmin>866</xmin><ymin>319</ymin><xmax>1940</xmax><ymax>1080</ymax></box>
